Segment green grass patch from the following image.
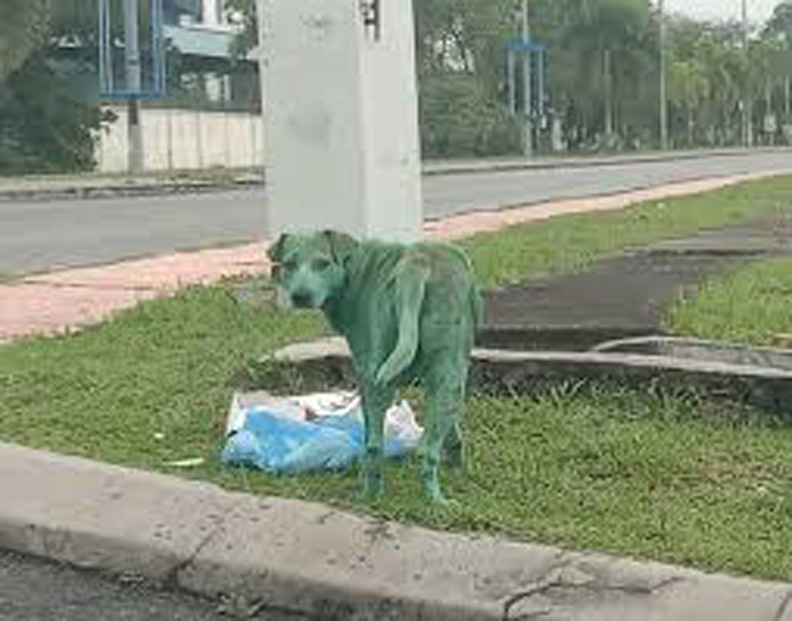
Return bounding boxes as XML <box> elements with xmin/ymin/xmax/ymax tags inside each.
<box><xmin>0</xmin><ymin>286</ymin><xmax>325</xmax><ymax>467</ymax></box>
<box><xmin>667</xmin><ymin>255</ymin><xmax>792</xmax><ymax>347</ymax></box>
<box><xmin>3</xmin><ymin>292</ymin><xmax>792</xmax><ymax>579</ymax></box>
<box><xmin>461</xmin><ymin>175</ymin><xmax>792</xmax><ymax>287</ymax></box>
<box><xmin>5</xmin><ymin>175</ymin><xmax>792</xmax><ymax>580</ymax></box>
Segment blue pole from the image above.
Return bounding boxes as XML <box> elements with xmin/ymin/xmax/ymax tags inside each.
<box><xmin>151</xmin><ymin>0</ymin><xmax>166</xmax><ymax>96</ymax></box>
<box><xmin>98</xmin><ymin>0</ymin><xmax>113</xmax><ymax>95</ymax></box>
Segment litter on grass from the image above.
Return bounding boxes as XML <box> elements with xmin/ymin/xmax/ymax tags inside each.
<box><xmin>221</xmin><ymin>391</ymin><xmax>423</xmax><ymax>474</ymax></box>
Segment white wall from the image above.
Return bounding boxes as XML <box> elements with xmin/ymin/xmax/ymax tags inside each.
<box><xmin>96</xmin><ymin>105</ymin><xmax>265</xmax><ymax>173</ymax></box>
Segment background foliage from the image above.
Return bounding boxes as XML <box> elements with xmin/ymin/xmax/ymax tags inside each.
<box><xmin>4</xmin><ymin>0</ymin><xmax>792</xmax><ymax>172</ymax></box>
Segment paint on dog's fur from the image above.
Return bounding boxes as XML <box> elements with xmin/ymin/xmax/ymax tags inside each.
<box><xmin>269</xmin><ymin>230</ymin><xmax>481</xmax><ymax>503</ymax></box>
<box><xmin>269</xmin><ymin>231</ymin><xmax>355</xmax><ymax>309</ymax></box>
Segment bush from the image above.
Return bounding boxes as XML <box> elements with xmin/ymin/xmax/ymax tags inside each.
<box><xmin>0</xmin><ymin>52</ymin><xmax>115</xmax><ymax>174</ymax></box>
<box><xmin>419</xmin><ymin>72</ymin><xmax>521</xmax><ymax>159</ymax></box>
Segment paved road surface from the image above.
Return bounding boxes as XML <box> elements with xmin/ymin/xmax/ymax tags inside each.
<box><xmin>0</xmin><ymin>549</ymin><xmax>301</xmax><ymax>620</ymax></box>
<box><xmin>3</xmin><ymin>151</ymin><xmax>792</xmax><ymax>276</ymax></box>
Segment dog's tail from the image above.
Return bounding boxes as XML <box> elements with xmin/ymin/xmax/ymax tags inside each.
<box><xmin>375</xmin><ymin>259</ymin><xmax>430</xmax><ymax>387</ymax></box>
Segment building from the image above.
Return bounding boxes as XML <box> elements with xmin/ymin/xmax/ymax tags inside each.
<box><xmin>96</xmin><ymin>0</ymin><xmax>264</xmax><ymax>173</ymax></box>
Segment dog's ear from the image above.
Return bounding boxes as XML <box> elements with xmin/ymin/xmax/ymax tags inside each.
<box><xmin>267</xmin><ymin>233</ymin><xmax>290</xmax><ymax>263</ymax></box>
<box><xmin>322</xmin><ymin>230</ymin><xmax>357</xmax><ymax>265</ymax></box>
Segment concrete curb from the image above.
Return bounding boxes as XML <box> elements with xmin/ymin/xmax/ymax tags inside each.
<box><xmin>593</xmin><ymin>336</ymin><xmax>792</xmax><ymax>371</ymax></box>
<box><xmin>1</xmin><ymin>441</ymin><xmax>791</xmax><ymax>620</ymax></box>
<box><xmin>422</xmin><ymin>147</ymin><xmax>792</xmax><ymax>177</ymax></box>
<box><xmin>3</xmin><ymin>148</ymin><xmax>791</xmax><ymax>202</ymax></box>
<box><xmin>271</xmin><ymin>337</ymin><xmax>792</xmax><ymax>413</ymax></box>
<box><xmin>0</xmin><ymin>174</ymin><xmax>264</xmax><ymax>203</ymax></box>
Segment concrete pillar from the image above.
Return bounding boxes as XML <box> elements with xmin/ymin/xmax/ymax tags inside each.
<box><xmin>258</xmin><ymin>0</ymin><xmax>423</xmax><ymax>243</ymax></box>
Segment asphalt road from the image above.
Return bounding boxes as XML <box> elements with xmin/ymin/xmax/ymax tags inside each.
<box><xmin>3</xmin><ymin>151</ymin><xmax>792</xmax><ymax>276</ymax></box>
<box><xmin>0</xmin><ymin>549</ymin><xmax>303</xmax><ymax>621</ymax></box>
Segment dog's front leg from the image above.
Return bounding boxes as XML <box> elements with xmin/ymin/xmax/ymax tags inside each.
<box><xmin>360</xmin><ymin>381</ymin><xmax>395</xmax><ymax>500</ymax></box>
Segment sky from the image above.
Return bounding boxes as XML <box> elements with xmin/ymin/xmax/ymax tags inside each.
<box><xmin>665</xmin><ymin>0</ymin><xmax>781</xmax><ymax>25</ymax></box>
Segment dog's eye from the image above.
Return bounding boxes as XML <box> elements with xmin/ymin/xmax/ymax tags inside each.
<box><xmin>312</xmin><ymin>258</ymin><xmax>331</xmax><ymax>271</ymax></box>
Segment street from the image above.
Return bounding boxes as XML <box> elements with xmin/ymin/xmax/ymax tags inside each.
<box><xmin>1</xmin><ymin>150</ymin><xmax>791</xmax><ymax>276</ymax></box>
<box><xmin>0</xmin><ymin>549</ymin><xmax>300</xmax><ymax>620</ymax></box>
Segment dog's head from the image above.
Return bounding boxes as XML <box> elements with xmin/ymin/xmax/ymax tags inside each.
<box><xmin>267</xmin><ymin>230</ymin><xmax>358</xmax><ymax>309</ymax></box>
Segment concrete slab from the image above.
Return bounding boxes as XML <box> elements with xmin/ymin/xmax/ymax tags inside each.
<box><xmin>1</xmin><ymin>441</ymin><xmax>791</xmax><ymax>620</ymax></box>
<box><xmin>0</xmin><ymin>443</ymin><xmax>229</xmax><ymax>582</ymax></box>
<box><xmin>647</xmin><ymin>218</ymin><xmax>792</xmax><ymax>256</ymax></box>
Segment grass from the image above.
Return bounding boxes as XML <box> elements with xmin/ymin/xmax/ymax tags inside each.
<box><xmin>4</xmin><ymin>175</ymin><xmax>792</xmax><ymax>581</ymax></box>
<box><xmin>668</xmin><ymin>255</ymin><xmax>792</xmax><ymax>347</ymax></box>
<box><xmin>4</xmin><ymin>285</ymin><xmax>792</xmax><ymax>580</ymax></box>
<box><xmin>461</xmin><ymin>175</ymin><xmax>792</xmax><ymax>287</ymax></box>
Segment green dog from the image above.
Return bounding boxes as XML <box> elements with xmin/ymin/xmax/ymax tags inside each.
<box><xmin>268</xmin><ymin>230</ymin><xmax>481</xmax><ymax>503</ymax></box>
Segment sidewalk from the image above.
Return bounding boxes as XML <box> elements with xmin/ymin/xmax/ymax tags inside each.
<box><xmin>483</xmin><ymin>215</ymin><xmax>792</xmax><ymax>350</ymax></box>
<box><xmin>2</xmin><ymin>147</ymin><xmax>790</xmax><ymax>202</ymax></box>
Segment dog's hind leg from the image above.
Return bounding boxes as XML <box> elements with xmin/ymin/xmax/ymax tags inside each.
<box><xmin>421</xmin><ymin>360</ymin><xmax>468</xmax><ymax>503</ymax></box>
<box><xmin>443</xmin><ymin>420</ymin><xmax>464</xmax><ymax>469</ymax></box>
<box><xmin>360</xmin><ymin>383</ymin><xmax>395</xmax><ymax>500</ymax></box>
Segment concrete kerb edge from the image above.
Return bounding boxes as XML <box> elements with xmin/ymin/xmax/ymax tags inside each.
<box><xmin>421</xmin><ymin>147</ymin><xmax>792</xmax><ymax>176</ymax></box>
<box><xmin>1</xmin><ymin>441</ymin><xmax>792</xmax><ymax>621</ymax></box>
<box><xmin>0</xmin><ymin>177</ymin><xmax>264</xmax><ymax>203</ymax></box>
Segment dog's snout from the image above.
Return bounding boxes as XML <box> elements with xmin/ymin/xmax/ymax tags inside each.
<box><xmin>291</xmin><ymin>291</ymin><xmax>313</xmax><ymax>308</ymax></box>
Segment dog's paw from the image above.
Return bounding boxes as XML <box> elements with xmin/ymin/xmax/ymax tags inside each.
<box><xmin>361</xmin><ymin>478</ymin><xmax>384</xmax><ymax>502</ymax></box>
<box><xmin>428</xmin><ymin>493</ymin><xmax>459</xmax><ymax>509</ymax></box>
<box><xmin>445</xmin><ymin>450</ymin><xmax>465</xmax><ymax>470</ymax></box>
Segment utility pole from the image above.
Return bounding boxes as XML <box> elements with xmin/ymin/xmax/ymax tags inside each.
<box><xmin>741</xmin><ymin>0</ymin><xmax>753</xmax><ymax>147</ymax></box>
<box><xmin>522</xmin><ymin>0</ymin><xmax>533</xmax><ymax>158</ymax></box>
<box><xmin>604</xmin><ymin>48</ymin><xmax>614</xmax><ymax>136</ymax></box>
<box><xmin>124</xmin><ymin>0</ymin><xmax>144</xmax><ymax>173</ymax></box>
<box><xmin>659</xmin><ymin>0</ymin><xmax>669</xmax><ymax>150</ymax></box>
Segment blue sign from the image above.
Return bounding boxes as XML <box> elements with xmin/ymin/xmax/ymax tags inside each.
<box><xmin>505</xmin><ymin>39</ymin><xmax>548</xmax><ymax>53</ymax></box>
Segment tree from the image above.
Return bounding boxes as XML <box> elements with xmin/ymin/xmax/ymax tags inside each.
<box><xmin>764</xmin><ymin>0</ymin><xmax>792</xmax><ymax>44</ymax></box>
<box><xmin>0</xmin><ymin>51</ymin><xmax>115</xmax><ymax>173</ymax></box>
<box><xmin>0</xmin><ymin>0</ymin><xmax>48</xmax><ymax>82</ymax></box>
<box><xmin>414</xmin><ymin>0</ymin><xmax>519</xmax><ymax>157</ymax></box>
<box><xmin>0</xmin><ymin>0</ymin><xmax>121</xmax><ymax>173</ymax></box>
<box><xmin>227</xmin><ymin>0</ymin><xmax>788</xmax><ymax>155</ymax></box>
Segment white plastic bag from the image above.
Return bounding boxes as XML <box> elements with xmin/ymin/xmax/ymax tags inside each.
<box><xmin>221</xmin><ymin>391</ymin><xmax>423</xmax><ymax>474</ymax></box>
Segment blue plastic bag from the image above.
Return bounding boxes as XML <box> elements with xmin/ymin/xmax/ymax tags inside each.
<box><xmin>221</xmin><ymin>406</ymin><xmax>419</xmax><ymax>474</ymax></box>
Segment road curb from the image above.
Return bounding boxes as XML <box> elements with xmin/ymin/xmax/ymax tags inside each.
<box><xmin>0</xmin><ymin>176</ymin><xmax>264</xmax><ymax>203</ymax></box>
<box><xmin>422</xmin><ymin>147</ymin><xmax>792</xmax><ymax>177</ymax></box>
<box><xmin>1</xmin><ymin>441</ymin><xmax>791</xmax><ymax>620</ymax></box>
